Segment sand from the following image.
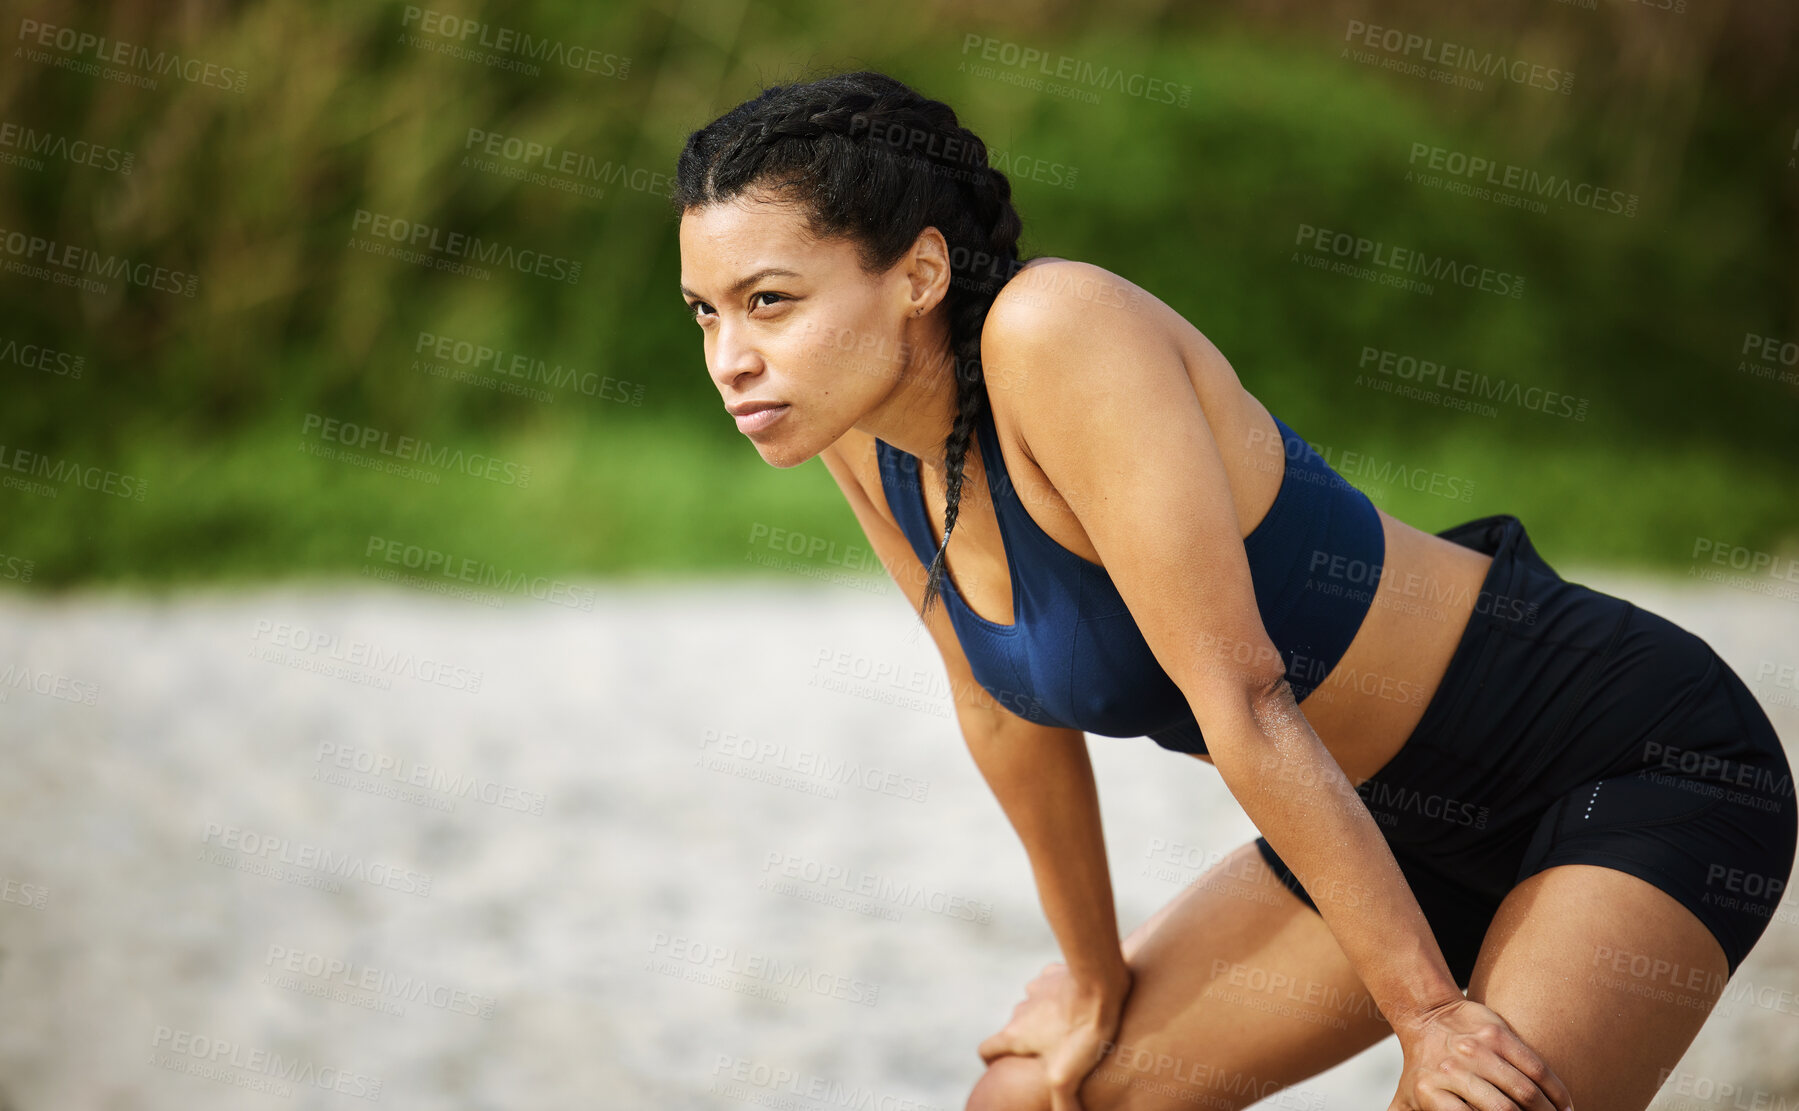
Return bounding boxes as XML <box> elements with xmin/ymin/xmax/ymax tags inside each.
<box><xmin>0</xmin><ymin>563</ymin><xmax>1794</xmax><ymax>1109</ymax></box>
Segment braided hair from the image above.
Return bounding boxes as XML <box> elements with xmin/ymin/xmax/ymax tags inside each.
<box><xmin>672</xmin><ymin>70</ymin><xmax>1030</xmax><ymax>619</ymax></box>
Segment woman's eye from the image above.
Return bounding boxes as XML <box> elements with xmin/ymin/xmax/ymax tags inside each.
<box><xmin>687</xmin><ymin>293</ymin><xmax>785</xmax><ymax>323</ymax></box>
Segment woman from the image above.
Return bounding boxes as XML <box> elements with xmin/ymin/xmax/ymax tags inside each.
<box><xmin>671</xmin><ymin>70</ymin><xmax>1796</xmax><ymax>1111</ymax></box>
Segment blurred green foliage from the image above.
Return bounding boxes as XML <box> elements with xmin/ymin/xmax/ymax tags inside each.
<box><xmin>3</xmin><ymin>0</ymin><xmax>1794</xmax><ymax>590</ymax></box>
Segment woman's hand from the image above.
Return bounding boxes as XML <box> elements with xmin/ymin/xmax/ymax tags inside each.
<box><xmin>1388</xmin><ymin>997</ymin><xmax>1574</xmax><ymax>1111</ymax></box>
<box><xmin>977</xmin><ymin>959</ymin><xmax>1131</xmax><ymax>1111</ymax></box>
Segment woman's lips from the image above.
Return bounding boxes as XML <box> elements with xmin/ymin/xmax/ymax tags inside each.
<box><xmin>734</xmin><ymin>404</ymin><xmax>790</xmax><ymax>435</ymax></box>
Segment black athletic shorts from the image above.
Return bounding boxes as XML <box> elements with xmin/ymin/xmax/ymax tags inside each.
<box><xmin>1255</xmin><ymin>512</ymin><xmax>1797</xmax><ymax>988</ymax></box>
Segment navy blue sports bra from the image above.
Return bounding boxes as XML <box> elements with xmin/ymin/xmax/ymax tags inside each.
<box><xmin>873</xmin><ymin>403</ymin><xmax>1386</xmax><ymax>755</ymax></box>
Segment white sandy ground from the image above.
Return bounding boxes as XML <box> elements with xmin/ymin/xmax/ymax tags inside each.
<box><xmin>0</xmin><ymin>563</ymin><xmax>1794</xmax><ymax>1110</ymax></box>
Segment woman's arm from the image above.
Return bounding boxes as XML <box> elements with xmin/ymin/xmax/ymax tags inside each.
<box><xmin>1204</xmin><ymin>671</ymin><xmax>1461</xmax><ymax>1024</ymax></box>
<box><xmin>818</xmin><ymin>435</ymin><xmax>1132</xmax><ymax>1108</ymax></box>
<box><xmin>981</xmin><ymin>262</ymin><xmax>1570</xmax><ymax>1110</ymax></box>
<box><xmin>1205</xmin><ymin>677</ymin><xmax>1572</xmax><ymax>1111</ymax></box>
<box><xmin>815</xmin><ymin>438</ymin><xmax>1131</xmax><ymax>1007</ymax></box>
<box><xmin>962</xmin><ymin>717</ymin><xmax>1132</xmax><ymax>1005</ymax></box>
<box><xmin>980</xmin><ymin>268</ymin><xmax>1466</xmax><ymax>1025</ymax></box>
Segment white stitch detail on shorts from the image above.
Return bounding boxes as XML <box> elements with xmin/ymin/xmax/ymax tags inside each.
<box><xmin>1584</xmin><ymin>782</ymin><xmax>1602</xmax><ymax>820</ymax></box>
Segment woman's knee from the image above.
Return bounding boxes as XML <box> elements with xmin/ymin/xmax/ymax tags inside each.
<box><xmin>966</xmin><ymin>1051</ymin><xmax>1152</xmax><ymax>1111</ymax></box>
<box><xmin>965</xmin><ymin>1054</ymin><xmax>1050</xmax><ymax>1111</ymax></box>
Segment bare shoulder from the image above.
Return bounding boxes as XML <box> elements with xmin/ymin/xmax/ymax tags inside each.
<box><xmin>982</xmin><ymin>257</ymin><xmax>1229</xmax><ymax>396</ymax></box>
<box><xmin>982</xmin><ymin>257</ymin><xmax>1247</xmax><ymax>437</ymax></box>
<box><xmin>984</xmin><ymin>257</ymin><xmax>1152</xmax><ymax>333</ymax></box>
<box><xmin>976</xmin><ymin>256</ymin><xmax>1282</xmax><ymax>544</ymax></box>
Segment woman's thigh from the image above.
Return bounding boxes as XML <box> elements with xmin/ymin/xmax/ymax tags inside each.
<box><xmin>1466</xmin><ymin>862</ymin><xmax>1732</xmax><ymax>1111</ymax></box>
<box><xmin>969</xmin><ymin>840</ymin><xmax>1394</xmax><ymax>1111</ymax></box>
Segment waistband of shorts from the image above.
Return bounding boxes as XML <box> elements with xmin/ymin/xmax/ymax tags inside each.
<box><xmin>1390</xmin><ymin>513</ymin><xmax>1546</xmax><ymax>755</ymax></box>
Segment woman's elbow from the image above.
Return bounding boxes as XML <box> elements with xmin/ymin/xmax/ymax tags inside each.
<box><xmin>1184</xmin><ymin>664</ymin><xmax>1290</xmax><ymax>740</ymax></box>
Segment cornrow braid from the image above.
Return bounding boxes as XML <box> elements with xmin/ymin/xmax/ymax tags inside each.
<box><xmin>672</xmin><ymin>69</ymin><xmax>1030</xmax><ymax>619</ymax></box>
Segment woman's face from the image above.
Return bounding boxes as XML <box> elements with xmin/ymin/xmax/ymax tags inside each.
<box><xmin>679</xmin><ymin>193</ymin><xmax>942</xmax><ymax>468</ymax></box>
